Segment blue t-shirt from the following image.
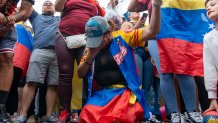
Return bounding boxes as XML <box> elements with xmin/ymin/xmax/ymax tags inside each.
<box><xmin>29</xmin><ymin>10</ymin><xmax>60</xmax><ymax>49</ymax></box>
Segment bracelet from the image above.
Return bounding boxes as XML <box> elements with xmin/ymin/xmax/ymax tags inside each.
<box><xmin>84</xmin><ymin>59</ymin><xmax>92</xmax><ymax>66</ymax></box>
<box><xmin>152</xmin><ymin>2</ymin><xmax>161</xmax><ymax>7</ymax></box>
<box><xmin>152</xmin><ymin>0</ymin><xmax>162</xmax><ymax>7</ymax></box>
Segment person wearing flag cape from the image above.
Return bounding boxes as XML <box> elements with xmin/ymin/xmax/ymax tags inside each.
<box><xmin>77</xmin><ymin>0</ymin><xmax>162</xmax><ymax>122</ymax></box>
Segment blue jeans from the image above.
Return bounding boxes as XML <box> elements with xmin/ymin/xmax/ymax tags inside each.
<box><xmin>134</xmin><ymin>47</ymin><xmax>161</xmax><ymax>115</ymax></box>
<box><xmin>148</xmin><ymin>40</ymin><xmax>197</xmax><ymax>113</ymax></box>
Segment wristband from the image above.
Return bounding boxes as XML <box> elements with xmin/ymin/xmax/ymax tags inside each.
<box><xmin>152</xmin><ymin>0</ymin><xmax>162</xmax><ymax>7</ymax></box>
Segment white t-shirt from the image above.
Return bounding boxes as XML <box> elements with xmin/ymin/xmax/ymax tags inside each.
<box><xmin>204</xmin><ymin>29</ymin><xmax>218</xmax><ymax>99</ymax></box>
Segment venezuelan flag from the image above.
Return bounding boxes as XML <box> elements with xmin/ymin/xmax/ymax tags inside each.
<box><xmin>13</xmin><ymin>22</ymin><xmax>34</xmax><ymax>77</ymax></box>
<box><xmin>157</xmin><ymin>0</ymin><xmax>215</xmax><ymax>76</ymax></box>
<box><xmin>71</xmin><ymin>63</ymin><xmax>84</xmax><ymax>114</ymax></box>
<box><xmin>79</xmin><ymin>88</ymin><xmax>144</xmax><ymax>123</ymax></box>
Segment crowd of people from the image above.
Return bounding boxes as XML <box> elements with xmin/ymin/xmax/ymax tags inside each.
<box><xmin>0</xmin><ymin>0</ymin><xmax>218</xmax><ymax>123</ymax></box>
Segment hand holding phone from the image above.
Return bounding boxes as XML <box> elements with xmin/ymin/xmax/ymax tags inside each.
<box><xmin>140</xmin><ymin>13</ymin><xmax>148</xmax><ymax>21</ymax></box>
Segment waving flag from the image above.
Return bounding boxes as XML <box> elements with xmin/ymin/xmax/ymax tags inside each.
<box><xmin>156</xmin><ymin>0</ymin><xmax>215</xmax><ymax>77</ymax></box>
<box><xmin>13</xmin><ymin>22</ymin><xmax>34</xmax><ymax>77</ymax></box>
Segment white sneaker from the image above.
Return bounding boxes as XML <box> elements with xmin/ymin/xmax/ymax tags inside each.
<box><xmin>11</xmin><ymin>112</ymin><xmax>19</xmax><ymax>122</ymax></box>
<box><xmin>181</xmin><ymin>113</ymin><xmax>191</xmax><ymax>123</ymax></box>
<box><xmin>144</xmin><ymin>112</ymin><xmax>162</xmax><ymax>123</ymax></box>
<box><xmin>149</xmin><ymin>115</ymin><xmax>162</xmax><ymax>123</ymax></box>
<box><xmin>12</xmin><ymin>115</ymin><xmax>27</xmax><ymax>123</ymax></box>
<box><xmin>185</xmin><ymin>112</ymin><xmax>203</xmax><ymax>123</ymax></box>
<box><xmin>171</xmin><ymin>113</ymin><xmax>181</xmax><ymax>123</ymax></box>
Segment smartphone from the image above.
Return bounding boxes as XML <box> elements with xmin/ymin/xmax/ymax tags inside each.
<box><xmin>140</xmin><ymin>13</ymin><xmax>148</xmax><ymax>21</ymax></box>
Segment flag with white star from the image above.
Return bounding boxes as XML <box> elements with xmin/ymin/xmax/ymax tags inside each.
<box><xmin>155</xmin><ymin>0</ymin><xmax>214</xmax><ymax>76</ymax></box>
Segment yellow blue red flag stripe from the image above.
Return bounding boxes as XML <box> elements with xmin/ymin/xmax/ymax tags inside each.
<box><xmin>156</xmin><ymin>0</ymin><xmax>215</xmax><ymax>76</ymax></box>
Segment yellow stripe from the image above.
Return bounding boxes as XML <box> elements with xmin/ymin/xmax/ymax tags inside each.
<box><xmin>71</xmin><ymin>63</ymin><xmax>83</xmax><ymax>110</ymax></box>
<box><xmin>129</xmin><ymin>92</ymin><xmax>137</xmax><ymax>104</ymax></box>
<box><xmin>129</xmin><ymin>85</ymin><xmax>142</xmax><ymax>104</ymax></box>
<box><xmin>162</xmin><ymin>0</ymin><xmax>205</xmax><ymax>10</ymax></box>
<box><xmin>17</xmin><ymin>21</ymin><xmax>23</xmax><ymax>25</ymax></box>
<box><xmin>109</xmin><ymin>84</ymin><xmax>143</xmax><ymax>104</ymax></box>
<box><xmin>110</xmin><ymin>84</ymin><xmax>125</xmax><ymax>88</ymax></box>
<box><xmin>107</xmin><ymin>84</ymin><xmax>137</xmax><ymax>104</ymax></box>
<box><xmin>16</xmin><ymin>21</ymin><xmax>33</xmax><ymax>34</ymax></box>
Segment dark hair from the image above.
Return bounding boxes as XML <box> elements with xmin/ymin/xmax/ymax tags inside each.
<box><xmin>115</xmin><ymin>0</ymin><xmax>118</xmax><ymax>5</ymax></box>
<box><xmin>107</xmin><ymin>19</ymin><xmax>116</xmax><ymax>31</ymax></box>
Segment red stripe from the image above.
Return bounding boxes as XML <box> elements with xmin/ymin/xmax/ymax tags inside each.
<box><xmin>134</xmin><ymin>30</ymin><xmax>138</xmax><ymax>46</ymax></box>
<box><xmin>79</xmin><ymin>89</ymin><xmax>144</xmax><ymax>123</ymax></box>
<box><xmin>157</xmin><ymin>38</ymin><xmax>203</xmax><ymax>76</ymax></box>
<box><xmin>13</xmin><ymin>43</ymin><xmax>31</xmax><ymax>77</ymax></box>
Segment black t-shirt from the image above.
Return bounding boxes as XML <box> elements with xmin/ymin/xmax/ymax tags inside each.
<box><xmin>94</xmin><ymin>47</ymin><xmax>127</xmax><ymax>87</ymax></box>
<box><xmin>1</xmin><ymin>0</ymin><xmax>35</xmax><ymax>16</ymax></box>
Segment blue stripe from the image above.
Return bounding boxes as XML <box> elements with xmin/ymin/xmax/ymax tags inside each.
<box><xmin>15</xmin><ymin>24</ymin><xmax>34</xmax><ymax>51</ymax></box>
<box><xmin>86</xmin><ymin>88</ymin><xmax>125</xmax><ymax>106</ymax></box>
<box><xmin>110</xmin><ymin>37</ymin><xmax>150</xmax><ymax>119</ymax></box>
<box><xmin>157</xmin><ymin>8</ymin><xmax>213</xmax><ymax>44</ymax></box>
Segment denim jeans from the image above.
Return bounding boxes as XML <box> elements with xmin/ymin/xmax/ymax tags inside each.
<box><xmin>148</xmin><ymin>40</ymin><xmax>197</xmax><ymax>113</ymax></box>
<box><xmin>134</xmin><ymin>47</ymin><xmax>161</xmax><ymax>115</ymax></box>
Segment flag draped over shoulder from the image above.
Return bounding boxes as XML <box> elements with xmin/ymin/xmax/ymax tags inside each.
<box><xmin>80</xmin><ymin>30</ymin><xmax>148</xmax><ymax>123</ymax></box>
<box><xmin>13</xmin><ymin>22</ymin><xmax>34</xmax><ymax>77</ymax></box>
<box><xmin>157</xmin><ymin>0</ymin><xmax>215</xmax><ymax>77</ymax></box>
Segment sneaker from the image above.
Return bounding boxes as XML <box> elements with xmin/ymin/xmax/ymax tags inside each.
<box><xmin>58</xmin><ymin>109</ymin><xmax>70</xmax><ymax>123</ymax></box>
<box><xmin>12</xmin><ymin>115</ymin><xmax>27</xmax><ymax>123</ymax></box>
<box><xmin>70</xmin><ymin>113</ymin><xmax>79</xmax><ymax>123</ymax></box>
<box><xmin>155</xmin><ymin>114</ymin><xmax>162</xmax><ymax>122</ymax></box>
<box><xmin>171</xmin><ymin>112</ymin><xmax>181</xmax><ymax>123</ymax></box>
<box><xmin>148</xmin><ymin>116</ymin><xmax>162</xmax><ymax>123</ymax></box>
<box><xmin>185</xmin><ymin>112</ymin><xmax>203</xmax><ymax>123</ymax></box>
<box><xmin>52</xmin><ymin>112</ymin><xmax>59</xmax><ymax>118</ymax></box>
<box><xmin>11</xmin><ymin>112</ymin><xmax>19</xmax><ymax>122</ymax></box>
<box><xmin>146</xmin><ymin>112</ymin><xmax>162</xmax><ymax>123</ymax></box>
<box><xmin>181</xmin><ymin>113</ymin><xmax>190</xmax><ymax>123</ymax></box>
<box><xmin>166</xmin><ymin>114</ymin><xmax>171</xmax><ymax>123</ymax></box>
<box><xmin>27</xmin><ymin>115</ymin><xmax>36</xmax><ymax>123</ymax></box>
<box><xmin>0</xmin><ymin>105</ymin><xmax>11</xmax><ymax>123</ymax></box>
<box><xmin>44</xmin><ymin>115</ymin><xmax>58</xmax><ymax>123</ymax></box>
<box><xmin>40</xmin><ymin>115</ymin><xmax>47</xmax><ymax>123</ymax></box>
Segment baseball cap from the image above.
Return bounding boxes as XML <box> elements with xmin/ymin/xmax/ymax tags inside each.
<box><xmin>85</xmin><ymin>16</ymin><xmax>109</xmax><ymax>48</ymax></box>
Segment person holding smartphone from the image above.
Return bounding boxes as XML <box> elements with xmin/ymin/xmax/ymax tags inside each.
<box><xmin>121</xmin><ymin>12</ymin><xmax>162</xmax><ymax>122</ymax></box>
